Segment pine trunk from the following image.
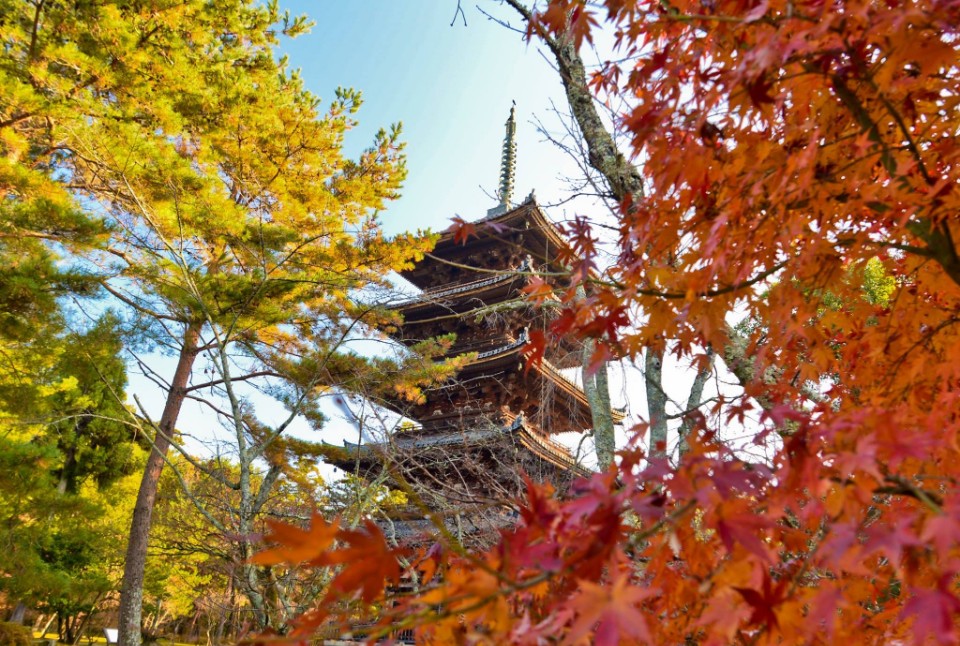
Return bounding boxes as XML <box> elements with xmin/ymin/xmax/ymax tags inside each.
<box><xmin>118</xmin><ymin>323</ymin><xmax>202</xmax><ymax>646</ymax></box>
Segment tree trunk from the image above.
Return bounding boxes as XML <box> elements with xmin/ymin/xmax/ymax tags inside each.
<box><xmin>118</xmin><ymin>322</ymin><xmax>202</xmax><ymax>646</ymax></box>
<box><xmin>645</xmin><ymin>349</ymin><xmax>668</xmax><ymax>459</ymax></box>
<box><xmin>678</xmin><ymin>350</ymin><xmax>714</xmax><ymax>458</ymax></box>
<box><xmin>581</xmin><ymin>336</ymin><xmax>616</xmax><ymax>468</ymax></box>
<box><xmin>8</xmin><ymin>601</ymin><xmax>26</xmax><ymax>624</ymax></box>
<box><xmin>57</xmin><ymin>444</ymin><xmax>77</xmax><ymax>495</ymax></box>
<box><xmin>240</xmin><ymin>545</ymin><xmax>270</xmax><ymax>631</ymax></box>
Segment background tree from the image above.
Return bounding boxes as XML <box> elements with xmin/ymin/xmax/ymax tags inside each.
<box><xmin>0</xmin><ymin>312</ymin><xmax>139</xmax><ymax>641</ymax></box>
<box><xmin>2</xmin><ymin>1</ymin><xmax>452</xmax><ymax>643</ymax></box>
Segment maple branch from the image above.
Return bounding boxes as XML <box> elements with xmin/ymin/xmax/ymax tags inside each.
<box><xmin>502</xmin><ymin>0</ymin><xmax>646</xmax><ymax>205</ymax></box>
<box><xmin>825</xmin><ymin>70</ymin><xmax>895</xmax><ymax>173</ymax></box>
<box><xmin>872</xmin><ymin>89</ymin><xmax>932</xmax><ymax>183</ymax></box>
<box><xmin>603</xmin><ymin>260</ymin><xmax>788</xmax><ymax>300</ymax></box>
<box><xmin>874</xmin><ymin>475</ymin><xmax>943</xmax><ymax>514</ymax></box>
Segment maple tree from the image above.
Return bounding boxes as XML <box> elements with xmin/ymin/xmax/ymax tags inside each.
<box><xmin>251</xmin><ymin>0</ymin><xmax>960</xmax><ymax>644</ymax></box>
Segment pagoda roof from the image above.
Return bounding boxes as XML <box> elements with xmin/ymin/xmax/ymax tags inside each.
<box><xmin>323</xmin><ymin>414</ymin><xmax>592</xmax><ymax>479</ymax></box>
<box><xmin>391</xmin><ymin>258</ymin><xmax>531</xmax><ymax>317</ymax></box>
<box><xmin>375</xmin><ymin>334</ymin><xmax>626</xmax><ymax>431</ymax></box>
<box><xmin>458</xmin><ymin>335</ymin><xmax>626</xmax><ymax>423</ymax></box>
<box><xmin>402</xmin><ymin>197</ymin><xmax>573</xmax><ymax>290</ymax></box>
<box><xmin>389</xmin><ymin>258</ymin><xmax>582</xmax><ymax>368</ymax></box>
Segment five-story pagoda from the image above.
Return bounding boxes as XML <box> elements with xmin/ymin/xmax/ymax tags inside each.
<box><xmin>327</xmin><ymin>107</ymin><xmax>624</xmax><ymax>542</ymax></box>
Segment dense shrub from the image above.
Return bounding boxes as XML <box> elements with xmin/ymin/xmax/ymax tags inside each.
<box><xmin>0</xmin><ymin>621</ymin><xmax>32</xmax><ymax>646</ymax></box>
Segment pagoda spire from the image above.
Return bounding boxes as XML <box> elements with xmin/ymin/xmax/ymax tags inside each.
<box><xmin>488</xmin><ymin>103</ymin><xmax>517</xmax><ymax>216</ymax></box>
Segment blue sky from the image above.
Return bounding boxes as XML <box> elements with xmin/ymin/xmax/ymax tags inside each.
<box><xmin>278</xmin><ymin>1</ymin><xmax>581</xmax><ymax>235</ymax></box>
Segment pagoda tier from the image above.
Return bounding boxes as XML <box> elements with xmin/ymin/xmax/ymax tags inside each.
<box><xmin>323</xmin><ymin>415</ymin><xmax>589</xmax><ymax>517</ymax></box>
<box><xmin>383</xmin><ymin>196</ymin><xmax>607</xmax><ymax>439</ymax></box>
<box><xmin>389</xmin><ymin>257</ymin><xmax>581</xmax><ymax>368</ymax></box>
<box><xmin>378</xmin><ymin>332</ymin><xmax>625</xmax><ymax>438</ymax></box>
<box><xmin>322</xmin><ymin>415</ymin><xmax>590</xmax><ymax>547</ymax></box>
<box><xmin>326</xmin><ymin>415</ymin><xmax>590</xmax><ymax>481</ymax></box>
<box><xmin>401</xmin><ymin>198</ymin><xmax>574</xmax><ymax>291</ymax></box>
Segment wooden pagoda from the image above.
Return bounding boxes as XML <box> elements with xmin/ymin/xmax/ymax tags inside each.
<box><xmin>327</xmin><ymin>108</ymin><xmax>624</xmax><ymax>543</ymax></box>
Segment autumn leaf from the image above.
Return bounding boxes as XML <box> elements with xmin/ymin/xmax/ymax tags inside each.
<box><xmin>734</xmin><ymin>574</ymin><xmax>788</xmax><ymax>630</ymax></box>
<box><xmin>563</xmin><ymin>576</ymin><xmax>655</xmax><ymax>646</ymax></box>
<box><xmin>250</xmin><ymin>513</ymin><xmax>339</xmax><ymax>566</ymax></box>
<box><xmin>450</xmin><ymin>215</ymin><xmax>476</xmax><ymax>245</ymax></box>
<box><xmin>322</xmin><ymin>520</ymin><xmax>402</xmax><ymax>603</ymax></box>
<box><xmin>522</xmin><ymin>275</ymin><xmax>555</xmax><ymax>302</ymax></box>
<box><xmin>716</xmin><ymin>513</ymin><xmax>774</xmax><ymax>563</ymax></box>
<box><xmin>900</xmin><ymin>577</ymin><xmax>960</xmax><ymax>646</ymax></box>
<box><xmin>411</xmin><ymin>542</ymin><xmax>444</xmax><ymax>585</ymax></box>
<box><xmin>743</xmin><ymin>0</ymin><xmax>769</xmax><ymax>23</ymax></box>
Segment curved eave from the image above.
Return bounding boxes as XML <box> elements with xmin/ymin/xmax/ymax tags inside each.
<box><xmin>403</xmin><ymin>199</ymin><xmax>573</xmax><ymax>289</ymax></box>
<box><xmin>323</xmin><ymin>420</ymin><xmax>591</xmax><ymax>479</ymax></box>
<box><xmin>436</xmin><ymin>199</ymin><xmax>569</xmax><ymax>251</ymax></box>
<box><xmin>401</xmin><ymin>341</ymin><xmax>626</xmax><ymax>424</ymax></box>
<box><xmin>468</xmin><ymin>344</ymin><xmax>628</xmax><ymax>425</ymax></box>
<box><xmin>514</xmin><ymin>421</ymin><xmax>592</xmax><ymax>478</ymax></box>
<box><xmin>391</xmin><ymin>277</ymin><xmax>523</xmax><ymax>319</ymax></box>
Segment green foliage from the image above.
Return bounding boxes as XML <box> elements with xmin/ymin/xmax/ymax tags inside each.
<box><xmin>47</xmin><ymin>316</ymin><xmax>134</xmax><ymax>493</ymax></box>
<box><xmin>1</xmin><ymin>0</ymin><xmax>457</xmax><ymax>638</ymax></box>
<box><xmin>0</xmin><ymin>621</ymin><xmax>32</xmax><ymax>646</ymax></box>
<box><xmin>0</xmin><ymin>311</ymin><xmax>135</xmax><ymax>634</ymax></box>
<box><xmin>859</xmin><ymin>256</ymin><xmax>897</xmax><ymax>307</ymax></box>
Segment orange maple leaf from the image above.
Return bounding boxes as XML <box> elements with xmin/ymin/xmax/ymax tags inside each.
<box><xmin>323</xmin><ymin>520</ymin><xmax>402</xmax><ymax>603</ymax></box>
<box><xmin>522</xmin><ymin>275</ymin><xmax>555</xmax><ymax>302</ymax></box>
<box><xmin>563</xmin><ymin>576</ymin><xmax>656</xmax><ymax>646</ymax></box>
<box><xmin>250</xmin><ymin>513</ymin><xmax>339</xmax><ymax>566</ymax></box>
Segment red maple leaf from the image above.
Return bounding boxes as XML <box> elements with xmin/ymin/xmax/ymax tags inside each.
<box><xmin>449</xmin><ymin>215</ymin><xmax>476</xmax><ymax>245</ymax></box>
<box><xmin>900</xmin><ymin>575</ymin><xmax>960</xmax><ymax>646</ymax></box>
<box><xmin>734</xmin><ymin>573</ymin><xmax>788</xmax><ymax>630</ymax></box>
<box><xmin>564</xmin><ymin>576</ymin><xmax>656</xmax><ymax>646</ymax></box>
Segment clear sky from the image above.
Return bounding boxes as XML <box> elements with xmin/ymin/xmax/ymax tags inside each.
<box><xmin>277</xmin><ymin>1</ymin><xmax>584</xmax><ymax>234</ymax></box>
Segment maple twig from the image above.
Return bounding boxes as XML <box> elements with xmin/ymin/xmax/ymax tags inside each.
<box><xmin>627</xmin><ymin>499</ymin><xmax>697</xmax><ymax>552</ymax></box>
<box><xmin>449</xmin><ymin>0</ymin><xmax>466</xmax><ymax>27</ymax></box>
